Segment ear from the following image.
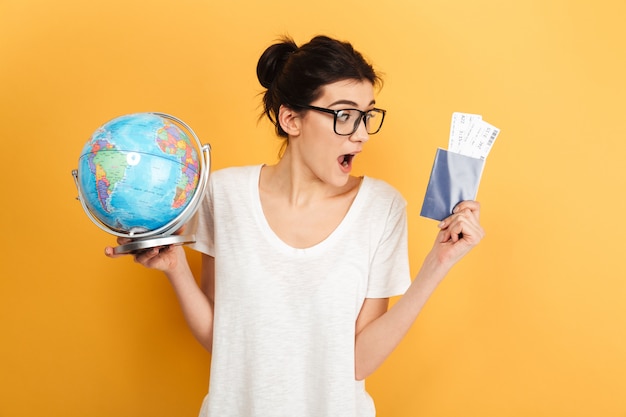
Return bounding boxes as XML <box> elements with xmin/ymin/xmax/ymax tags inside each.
<box><xmin>277</xmin><ymin>105</ymin><xmax>301</xmax><ymax>136</ymax></box>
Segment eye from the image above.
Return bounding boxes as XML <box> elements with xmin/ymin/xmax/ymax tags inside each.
<box><xmin>335</xmin><ymin>110</ymin><xmax>354</xmax><ymax>123</ymax></box>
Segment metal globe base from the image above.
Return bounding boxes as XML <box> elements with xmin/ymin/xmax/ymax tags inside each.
<box><xmin>112</xmin><ymin>233</ymin><xmax>197</xmax><ymax>255</ymax></box>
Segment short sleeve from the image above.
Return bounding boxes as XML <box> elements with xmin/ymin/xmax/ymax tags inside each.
<box><xmin>187</xmin><ymin>175</ymin><xmax>215</xmax><ymax>256</ymax></box>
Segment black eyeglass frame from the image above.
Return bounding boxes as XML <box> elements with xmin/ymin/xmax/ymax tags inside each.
<box><xmin>294</xmin><ymin>104</ymin><xmax>387</xmax><ymax>136</ymax></box>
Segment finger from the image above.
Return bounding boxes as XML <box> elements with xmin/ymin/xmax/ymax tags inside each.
<box><xmin>453</xmin><ymin>200</ymin><xmax>481</xmax><ymax>220</ymax></box>
<box><xmin>438</xmin><ymin>210</ymin><xmax>468</xmax><ymax>231</ymax></box>
<box><xmin>449</xmin><ymin>221</ymin><xmax>464</xmax><ymax>243</ymax></box>
<box><xmin>440</xmin><ymin>210</ymin><xmax>484</xmax><ymax>244</ymax></box>
<box><xmin>453</xmin><ymin>216</ymin><xmax>485</xmax><ymax>244</ymax></box>
<box><xmin>438</xmin><ymin>202</ymin><xmax>479</xmax><ymax>229</ymax></box>
<box><xmin>133</xmin><ymin>247</ymin><xmax>161</xmax><ymax>264</ymax></box>
<box><xmin>438</xmin><ymin>223</ymin><xmax>460</xmax><ymax>243</ymax></box>
<box><xmin>447</xmin><ymin>204</ymin><xmax>481</xmax><ymax>232</ymax></box>
<box><xmin>105</xmin><ymin>237</ymin><xmax>138</xmax><ymax>258</ymax></box>
<box><xmin>104</xmin><ymin>246</ymin><xmax>125</xmax><ymax>258</ymax></box>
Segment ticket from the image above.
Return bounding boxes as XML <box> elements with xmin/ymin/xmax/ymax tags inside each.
<box><xmin>449</xmin><ymin>112</ymin><xmax>482</xmax><ymax>153</ymax></box>
<box><xmin>449</xmin><ymin>112</ymin><xmax>499</xmax><ymax>160</ymax></box>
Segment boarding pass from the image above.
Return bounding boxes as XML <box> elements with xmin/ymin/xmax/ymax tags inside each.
<box><xmin>448</xmin><ymin>112</ymin><xmax>500</xmax><ymax>160</ymax></box>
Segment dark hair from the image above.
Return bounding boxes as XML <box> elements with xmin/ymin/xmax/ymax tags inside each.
<box><xmin>257</xmin><ymin>35</ymin><xmax>382</xmax><ymax>138</ymax></box>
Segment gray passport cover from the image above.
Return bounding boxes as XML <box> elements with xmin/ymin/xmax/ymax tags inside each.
<box><xmin>420</xmin><ymin>148</ymin><xmax>485</xmax><ymax>221</ymax></box>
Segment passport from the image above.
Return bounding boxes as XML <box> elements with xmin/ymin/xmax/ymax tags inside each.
<box><xmin>420</xmin><ymin>148</ymin><xmax>485</xmax><ymax>221</ymax></box>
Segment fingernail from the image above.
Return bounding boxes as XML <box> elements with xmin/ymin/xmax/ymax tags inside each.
<box><xmin>104</xmin><ymin>247</ymin><xmax>111</xmax><ymax>256</ymax></box>
<box><xmin>438</xmin><ymin>220</ymin><xmax>445</xmax><ymax>228</ymax></box>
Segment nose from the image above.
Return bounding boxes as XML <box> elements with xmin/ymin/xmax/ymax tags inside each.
<box><xmin>350</xmin><ymin>116</ymin><xmax>370</xmax><ymax>142</ymax></box>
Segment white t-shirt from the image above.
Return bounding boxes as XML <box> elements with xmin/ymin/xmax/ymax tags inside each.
<box><xmin>189</xmin><ymin>165</ymin><xmax>411</xmax><ymax>417</ymax></box>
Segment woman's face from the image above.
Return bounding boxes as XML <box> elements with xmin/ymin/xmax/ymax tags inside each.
<box><xmin>294</xmin><ymin>79</ymin><xmax>376</xmax><ymax>187</ymax></box>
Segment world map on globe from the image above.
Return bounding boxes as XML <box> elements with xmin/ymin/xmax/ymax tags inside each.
<box><xmin>77</xmin><ymin>113</ymin><xmax>200</xmax><ymax>234</ymax></box>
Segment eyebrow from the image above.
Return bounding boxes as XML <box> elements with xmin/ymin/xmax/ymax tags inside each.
<box><xmin>328</xmin><ymin>99</ymin><xmax>376</xmax><ymax>107</ymax></box>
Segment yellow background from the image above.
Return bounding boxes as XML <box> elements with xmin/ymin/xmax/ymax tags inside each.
<box><xmin>1</xmin><ymin>0</ymin><xmax>625</xmax><ymax>416</ymax></box>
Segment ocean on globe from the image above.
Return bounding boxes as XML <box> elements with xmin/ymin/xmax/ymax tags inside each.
<box><xmin>76</xmin><ymin>113</ymin><xmax>201</xmax><ymax>235</ymax></box>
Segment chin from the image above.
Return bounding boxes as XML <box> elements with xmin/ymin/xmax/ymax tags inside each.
<box><xmin>316</xmin><ymin>164</ymin><xmax>352</xmax><ymax>188</ymax></box>
<box><xmin>330</xmin><ymin>172</ymin><xmax>352</xmax><ymax>188</ymax></box>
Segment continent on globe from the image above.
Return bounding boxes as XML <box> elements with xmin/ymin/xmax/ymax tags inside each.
<box><xmin>155</xmin><ymin>121</ymin><xmax>199</xmax><ymax>209</ymax></box>
<box><xmin>88</xmin><ymin>138</ymin><xmax>128</xmax><ymax>213</ymax></box>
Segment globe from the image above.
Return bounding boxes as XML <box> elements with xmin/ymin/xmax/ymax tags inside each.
<box><xmin>72</xmin><ymin>112</ymin><xmax>211</xmax><ymax>253</ymax></box>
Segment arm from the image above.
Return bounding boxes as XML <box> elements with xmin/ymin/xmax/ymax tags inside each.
<box><xmin>105</xmin><ymin>243</ymin><xmax>215</xmax><ymax>352</ymax></box>
<box><xmin>354</xmin><ymin>201</ymin><xmax>485</xmax><ymax>380</ymax></box>
<box><xmin>164</xmin><ymin>250</ymin><xmax>215</xmax><ymax>352</ymax></box>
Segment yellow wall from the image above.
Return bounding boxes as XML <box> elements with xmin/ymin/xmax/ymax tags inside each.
<box><xmin>1</xmin><ymin>0</ymin><xmax>625</xmax><ymax>416</ymax></box>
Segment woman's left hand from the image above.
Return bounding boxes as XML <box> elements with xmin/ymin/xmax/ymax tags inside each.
<box><xmin>432</xmin><ymin>200</ymin><xmax>485</xmax><ymax>267</ymax></box>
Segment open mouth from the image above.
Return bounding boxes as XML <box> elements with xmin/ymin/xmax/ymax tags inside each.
<box><xmin>338</xmin><ymin>154</ymin><xmax>355</xmax><ymax>170</ymax></box>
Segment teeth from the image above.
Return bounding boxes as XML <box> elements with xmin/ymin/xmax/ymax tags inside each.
<box><xmin>339</xmin><ymin>154</ymin><xmax>354</xmax><ymax>168</ymax></box>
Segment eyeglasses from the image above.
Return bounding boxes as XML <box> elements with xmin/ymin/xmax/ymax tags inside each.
<box><xmin>296</xmin><ymin>104</ymin><xmax>386</xmax><ymax>136</ymax></box>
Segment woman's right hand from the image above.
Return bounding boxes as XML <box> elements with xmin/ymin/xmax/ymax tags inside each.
<box><xmin>105</xmin><ymin>237</ymin><xmax>185</xmax><ymax>273</ymax></box>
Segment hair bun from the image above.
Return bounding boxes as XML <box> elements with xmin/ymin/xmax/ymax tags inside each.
<box><xmin>256</xmin><ymin>37</ymin><xmax>298</xmax><ymax>89</ymax></box>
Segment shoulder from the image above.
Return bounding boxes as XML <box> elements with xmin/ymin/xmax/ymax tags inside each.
<box><xmin>210</xmin><ymin>164</ymin><xmax>262</xmax><ymax>185</ymax></box>
<box><xmin>361</xmin><ymin>176</ymin><xmax>406</xmax><ymax>207</ymax></box>
<box><xmin>353</xmin><ymin>176</ymin><xmax>407</xmax><ymax>224</ymax></box>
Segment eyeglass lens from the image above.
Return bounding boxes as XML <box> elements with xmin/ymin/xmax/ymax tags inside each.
<box><xmin>335</xmin><ymin>109</ymin><xmax>384</xmax><ymax>135</ymax></box>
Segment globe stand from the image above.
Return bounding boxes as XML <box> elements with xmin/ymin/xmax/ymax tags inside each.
<box><xmin>113</xmin><ymin>234</ymin><xmax>197</xmax><ymax>255</ymax></box>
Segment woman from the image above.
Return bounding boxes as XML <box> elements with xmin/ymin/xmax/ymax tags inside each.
<box><xmin>106</xmin><ymin>35</ymin><xmax>484</xmax><ymax>417</ymax></box>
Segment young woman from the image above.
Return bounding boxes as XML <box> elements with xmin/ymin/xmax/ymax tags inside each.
<box><xmin>106</xmin><ymin>35</ymin><xmax>484</xmax><ymax>417</ymax></box>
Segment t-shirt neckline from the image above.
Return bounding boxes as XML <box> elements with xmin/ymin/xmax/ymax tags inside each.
<box><xmin>250</xmin><ymin>164</ymin><xmax>370</xmax><ymax>255</ymax></box>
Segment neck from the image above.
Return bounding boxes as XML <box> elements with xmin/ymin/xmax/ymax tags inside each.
<box><xmin>264</xmin><ymin>159</ymin><xmax>321</xmax><ymax>207</ymax></box>
<box><xmin>261</xmin><ymin>147</ymin><xmax>356</xmax><ymax>207</ymax></box>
